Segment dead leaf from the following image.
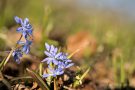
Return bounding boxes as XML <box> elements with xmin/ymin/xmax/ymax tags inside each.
<box><xmin>31</xmin><ymin>82</ymin><xmax>38</xmax><ymax>89</ymax></box>
<box><xmin>67</xmin><ymin>31</ymin><xmax>97</xmax><ymax>59</ymax></box>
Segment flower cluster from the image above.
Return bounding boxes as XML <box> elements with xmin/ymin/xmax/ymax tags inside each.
<box><xmin>12</xmin><ymin>16</ymin><xmax>33</xmax><ymax>63</ymax></box>
<box><xmin>14</xmin><ymin>16</ymin><xmax>33</xmax><ymax>39</ymax></box>
<box><xmin>42</xmin><ymin>43</ymin><xmax>74</xmax><ymax>78</ymax></box>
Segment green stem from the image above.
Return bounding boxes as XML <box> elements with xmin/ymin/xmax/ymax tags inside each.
<box><xmin>39</xmin><ymin>63</ymin><xmax>43</xmax><ymax>76</ymax></box>
<box><xmin>0</xmin><ymin>48</ymin><xmax>14</xmax><ymax>71</ymax></box>
<box><xmin>120</xmin><ymin>56</ymin><xmax>125</xmax><ymax>85</ymax></box>
<box><xmin>3</xmin><ymin>49</ymin><xmax>14</xmax><ymax>67</ymax></box>
<box><xmin>112</xmin><ymin>53</ymin><xmax>117</xmax><ymax>85</ymax></box>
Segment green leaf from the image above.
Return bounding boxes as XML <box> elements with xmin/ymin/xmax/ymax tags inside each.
<box><xmin>0</xmin><ymin>49</ymin><xmax>14</xmax><ymax>71</ymax></box>
<box><xmin>0</xmin><ymin>57</ymin><xmax>6</xmax><ymax>71</ymax></box>
<box><xmin>26</xmin><ymin>68</ymin><xmax>50</xmax><ymax>90</ymax></box>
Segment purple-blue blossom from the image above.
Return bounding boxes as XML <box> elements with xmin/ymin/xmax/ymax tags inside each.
<box><xmin>42</xmin><ymin>43</ymin><xmax>74</xmax><ymax>78</ymax></box>
<box><xmin>58</xmin><ymin>60</ymin><xmax>74</xmax><ymax>69</ymax></box>
<box><xmin>12</xmin><ymin>49</ymin><xmax>23</xmax><ymax>64</ymax></box>
<box><xmin>14</xmin><ymin>16</ymin><xmax>33</xmax><ymax>39</ymax></box>
<box><xmin>17</xmin><ymin>40</ymin><xmax>32</xmax><ymax>54</ymax></box>
<box><xmin>42</xmin><ymin>43</ymin><xmax>61</xmax><ymax>65</ymax></box>
<box><xmin>57</xmin><ymin>53</ymin><xmax>74</xmax><ymax>69</ymax></box>
<box><xmin>12</xmin><ymin>16</ymin><xmax>33</xmax><ymax>63</ymax></box>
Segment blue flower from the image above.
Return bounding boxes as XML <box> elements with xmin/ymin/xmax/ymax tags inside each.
<box><xmin>12</xmin><ymin>49</ymin><xmax>23</xmax><ymax>63</ymax></box>
<box><xmin>42</xmin><ymin>43</ymin><xmax>61</xmax><ymax>65</ymax></box>
<box><xmin>42</xmin><ymin>43</ymin><xmax>74</xmax><ymax>78</ymax></box>
<box><xmin>58</xmin><ymin>60</ymin><xmax>74</xmax><ymax>69</ymax></box>
<box><xmin>56</xmin><ymin>53</ymin><xmax>74</xmax><ymax>68</ymax></box>
<box><xmin>17</xmin><ymin>40</ymin><xmax>32</xmax><ymax>54</ymax></box>
<box><xmin>12</xmin><ymin>16</ymin><xmax>33</xmax><ymax>64</ymax></box>
<box><xmin>14</xmin><ymin>16</ymin><xmax>33</xmax><ymax>39</ymax></box>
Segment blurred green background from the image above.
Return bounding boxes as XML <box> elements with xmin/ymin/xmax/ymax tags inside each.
<box><xmin>1</xmin><ymin>0</ymin><xmax>135</xmax><ymax>88</ymax></box>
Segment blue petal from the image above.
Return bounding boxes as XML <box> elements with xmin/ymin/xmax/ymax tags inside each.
<box><xmin>43</xmin><ymin>74</ymin><xmax>50</xmax><ymax>78</ymax></box>
<box><xmin>45</xmin><ymin>43</ymin><xmax>50</xmax><ymax>51</ymax></box>
<box><xmin>22</xmin><ymin>31</ymin><xmax>28</xmax><ymax>39</ymax></box>
<box><xmin>50</xmin><ymin>45</ymin><xmax>55</xmax><ymax>53</ymax></box>
<box><xmin>12</xmin><ymin>50</ymin><xmax>22</xmax><ymax>64</ymax></box>
<box><xmin>54</xmin><ymin>48</ymin><xmax>58</xmax><ymax>54</ymax></box>
<box><xmin>26</xmin><ymin>40</ymin><xmax>32</xmax><ymax>45</ymax></box>
<box><xmin>25</xmin><ymin>47</ymin><xmax>30</xmax><ymax>54</ymax></box>
<box><xmin>18</xmin><ymin>52</ymin><xmax>23</xmax><ymax>57</ymax></box>
<box><xmin>24</xmin><ymin>18</ymin><xmax>29</xmax><ymax>25</ymax></box>
<box><xmin>55</xmin><ymin>52</ymin><xmax>62</xmax><ymax>58</ymax></box>
<box><xmin>66</xmin><ymin>63</ymin><xmax>74</xmax><ymax>68</ymax></box>
<box><xmin>27</xmin><ymin>24</ymin><xmax>32</xmax><ymax>29</ymax></box>
<box><xmin>66</xmin><ymin>60</ymin><xmax>72</xmax><ymax>62</ymax></box>
<box><xmin>16</xmin><ymin>27</ymin><xmax>23</xmax><ymax>33</ymax></box>
<box><xmin>53</xmin><ymin>60</ymin><xmax>58</xmax><ymax>65</ymax></box>
<box><xmin>22</xmin><ymin>45</ymin><xmax>27</xmax><ymax>52</ymax></box>
<box><xmin>44</xmin><ymin>51</ymin><xmax>52</xmax><ymax>57</ymax></box>
<box><xmin>14</xmin><ymin>16</ymin><xmax>21</xmax><ymax>24</ymax></box>
<box><xmin>58</xmin><ymin>70</ymin><xmax>64</xmax><ymax>75</ymax></box>
<box><xmin>52</xmin><ymin>74</ymin><xmax>56</xmax><ymax>77</ymax></box>
<box><xmin>15</xmin><ymin>59</ymin><xmax>21</xmax><ymax>64</ymax></box>
<box><xmin>17</xmin><ymin>41</ymin><xmax>25</xmax><ymax>45</ymax></box>
<box><xmin>27</xmin><ymin>29</ymin><xmax>33</xmax><ymax>35</ymax></box>
<box><xmin>12</xmin><ymin>51</ymin><xmax>16</xmax><ymax>56</ymax></box>
<box><xmin>47</xmin><ymin>60</ymin><xmax>52</xmax><ymax>64</ymax></box>
<box><xmin>41</xmin><ymin>57</ymin><xmax>53</xmax><ymax>62</ymax></box>
<box><xmin>41</xmin><ymin>59</ymin><xmax>48</xmax><ymax>62</ymax></box>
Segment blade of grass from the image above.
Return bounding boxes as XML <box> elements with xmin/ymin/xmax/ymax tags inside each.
<box><xmin>120</xmin><ymin>55</ymin><xmax>125</xmax><ymax>86</ymax></box>
<box><xmin>39</xmin><ymin>63</ymin><xmax>43</xmax><ymax>76</ymax></box>
<box><xmin>73</xmin><ymin>67</ymin><xmax>90</xmax><ymax>88</ymax></box>
<box><xmin>26</xmin><ymin>68</ymin><xmax>50</xmax><ymax>90</ymax></box>
<box><xmin>0</xmin><ymin>48</ymin><xmax>14</xmax><ymax>71</ymax></box>
<box><xmin>80</xmin><ymin>67</ymin><xmax>90</xmax><ymax>81</ymax></box>
<box><xmin>68</xmin><ymin>49</ymin><xmax>80</xmax><ymax>59</ymax></box>
<box><xmin>10</xmin><ymin>76</ymin><xmax>32</xmax><ymax>82</ymax></box>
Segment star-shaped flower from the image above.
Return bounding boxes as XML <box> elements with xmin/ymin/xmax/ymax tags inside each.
<box><xmin>42</xmin><ymin>43</ymin><xmax>74</xmax><ymax>78</ymax></box>
<box><xmin>14</xmin><ymin>16</ymin><xmax>33</xmax><ymax>39</ymax></box>
<box><xmin>17</xmin><ymin>40</ymin><xmax>32</xmax><ymax>54</ymax></box>
<box><xmin>12</xmin><ymin>49</ymin><xmax>23</xmax><ymax>63</ymax></box>
<box><xmin>42</xmin><ymin>43</ymin><xmax>62</xmax><ymax>65</ymax></box>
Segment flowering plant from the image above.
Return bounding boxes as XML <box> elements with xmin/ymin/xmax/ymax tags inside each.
<box><xmin>0</xmin><ymin>16</ymin><xmax>90</xmax><ymax>90</ymax></box>
<box><xmin>12</xmin><ymin>16</ymin><xmax>33</xmax><ymax>63</ymax></box>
